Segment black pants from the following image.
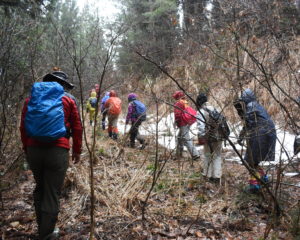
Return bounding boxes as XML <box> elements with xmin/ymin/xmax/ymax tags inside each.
<box><xmin>101</xmin><ymin>111</ymin><xmax>108</xmax><ymax>130</ymax></box>
<box><xmin>129</xmin><ymin>119</ymin><xmax>144</xmax><ymax>146</ymax></box>
<box><xmin>27</xmin><ymin>146</ymin><xmax>69</xmax><ymax>240</ymax></box>
<box><xmin>102</xmin><ymin>111</ymin><xmax>107</xmax><ymax>122</ymax></box>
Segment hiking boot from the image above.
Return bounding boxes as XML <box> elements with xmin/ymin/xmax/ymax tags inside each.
<box><xmin>39</xmin><ymin>212</ymin><xmax>57</xmax><ymax>240</ymax></box>
<box><xmin>244</xmin><ymin>184</ymin><xmax>261</xmax><ymax>194</ymax></box>
<box><xmin>192</xmin><ymin>155</ymin><xmax>200</xmax><ymax>161</ymax></box>
<box><xmin>43</xmin><ymin>228</ymin><xmax>59</xmax><ymax>240</ymax></box>
<box><xmin>130</xmin><ymin>142</ymin><xmax>135</xmax><ymax>148</ymax></box>
<box><xmin>175</xmin><ymin>148</ymin><xmax>183</xmax><ymax>158</ymax></box>
<box><xmin>139</xmin><ymin>140</ymin><xmax>147</xmax><ymax>149</ymax></box>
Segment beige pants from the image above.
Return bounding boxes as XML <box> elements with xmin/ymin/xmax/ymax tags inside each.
<box><xmin>107</xmin><ymin>114</ymin><xmax>119</xmax><ymax>133</ymax></box>
<box><xmin>202</xmin><ymin>141</ymin><xmax>223</xmax><ymax>178</ymax></box>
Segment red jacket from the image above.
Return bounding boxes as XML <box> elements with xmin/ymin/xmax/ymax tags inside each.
<box><xmin>20</xmin><ymin>94</ymin><xmax>83</xmax><ymax>154</ymax></box>
<box><xmin>174</xmin><ymin>99</ymin><xmax>189</xmax><ymax>127</ymax></box>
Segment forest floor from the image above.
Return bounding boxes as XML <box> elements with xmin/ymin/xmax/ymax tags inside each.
<box><xmin>1</xmin><ymin>122</ymin><xmax>300</xmax><ymax>240</ymax></box>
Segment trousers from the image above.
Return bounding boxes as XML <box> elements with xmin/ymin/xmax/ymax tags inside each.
<box><xmin>27</xmin><ymin>146</ymin><xmax>69</xmax><ymax>239</ymax></box>
<box><xmin>176</xmin><ymin>125</ymin><xmax>199</xmax><ymax>159</ymax></box>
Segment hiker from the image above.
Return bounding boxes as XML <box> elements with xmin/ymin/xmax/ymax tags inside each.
<box><xmin>293</xmin><ymin>96</ymin><xmax>300</xmax><ymax>155</ymax></box>
<box><xmin>196</xmin><ymin>93</ymin><xmax>228</xmax><ymax>183</ymax></box>
<box><xmin>20</xmin><ymin>71</ymin><xmax>82</xmax><ymax>239</ymax></box>
<box><xmin>95</xmin><ymin>83</ymin><xmax>100</xmax><ymax>97</ymax></box>
<box><xmin>86</xmin><ymin>90</ymin><xmax>97</xmax><ymax>126</ymax></box>
<box><xmin>234</xmin><ymin>88</ymin><xmax>276</xmax><ymax>193</ymax></box>
<box><xmin>100</xmin><ymin>92</ymin><xmax>110</xmax><ymax>130</ymax></box>
<box><xmin>104</xmin><ymin>90</ymin><xmax>122</xmax><ymax>139</ymax></box>
<box><xmin>125</xmin><ymin>93</ymin><xmax>146</xmax><ymax>148</ymax></box>
<box><xmin>294</xmin><ymin>137</ymin><xmax>300</xmax><ymax>158</ymax></box>
<box><xmin>173</xmin><ymin>91</ymin><xmax>200</xmax><ymax>160</ymax></box>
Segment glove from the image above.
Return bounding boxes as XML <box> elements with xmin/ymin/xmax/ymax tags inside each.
<box><xmin>198</xmin><ymin>137</ymin><xmax>207</xmax><ymax>145</ymax></box>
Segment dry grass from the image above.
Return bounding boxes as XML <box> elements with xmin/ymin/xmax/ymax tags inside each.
<box><xmin>57</xmin><ymin>128</ymin><xmax>299</xmax><ymax>239</ymax></box>
<box><xmin>56</xmin><ymin>34</ymin><xmax>300</xmax><ymax>239</ymax></box>
<box><xmin>145</xmin><ymin>35</ymin><xmax>300</xmax><ymax>131</ymax></box>
<box><xmin>62</xmin><ymin>142</ymin><xmax>152</xmax><ymax>222</ymax></box>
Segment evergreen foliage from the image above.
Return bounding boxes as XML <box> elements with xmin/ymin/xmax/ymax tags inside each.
<box><xmin>117</xmin><ymin>0</ymin><xmax>179</xmax><ymax>78</ymax></box>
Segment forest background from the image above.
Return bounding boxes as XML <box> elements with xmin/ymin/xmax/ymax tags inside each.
<box><xmin>0</xmin><ymin>0</ymin><xmax>299</xmax><ymax>239</ymax></box>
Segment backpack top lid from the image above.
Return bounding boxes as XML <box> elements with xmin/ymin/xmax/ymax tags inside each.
<box><xmin>29</xmin><ymin>82</ymin><xmax>64</xmax><ymax>104</ymax></box>
<box><xmin>25</xmin><ymin>82</ymin><xmax>66</xmax><ymax>141</ymax></box>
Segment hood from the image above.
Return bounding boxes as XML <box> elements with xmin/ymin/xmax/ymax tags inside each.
<box><xmin>90</xmin><ymin>92</ymin><xmax>97</xmax><ymax>98</ymax></box>
<box><xmin>109</xmin><ymin>90</ymin><xmax>117</xmax><ymax>97</ymax></box>
<box><xmin>128</xmin><ymin>93</ymin><xmax>137</xmax><ymax>101</ymax></box>
<box><xmin>240</xmin><ymin>88</ymin><xmax>256</xmax><ymax>104</ymax></box>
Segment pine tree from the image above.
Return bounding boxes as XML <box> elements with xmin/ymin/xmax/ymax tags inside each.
<box><xmin>117</xmin><ymin>0</ymin><xmax>179</xmax><ymax>77</ymax></box>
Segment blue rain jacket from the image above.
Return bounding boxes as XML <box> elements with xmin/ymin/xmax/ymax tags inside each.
<box><xmin>101</xmin><ymin>93</ymin><xmax>110</xmax><ymax>112</ymax></box>
<box><xmin>240</xmin><ymin>89</ymin><xmax>276</xmax><ymax>165</ymax></box>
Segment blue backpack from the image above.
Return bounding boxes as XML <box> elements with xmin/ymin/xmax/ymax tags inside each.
<box><xmin>133</xmin><ymin>100</ymin><xmax>147</xmax><ymax>121</ymax></box>
<box><xmin>25</xmin><ymin>82</ymin><xmax>66</xmax><ymax>142</ymax></box>
<box><xmin>89</xmin><ymin>98</ymin><xmax>97</xmax><ymax>108</ymax></box>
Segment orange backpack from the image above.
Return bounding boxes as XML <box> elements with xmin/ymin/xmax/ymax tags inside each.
<box><xmin>106</xmin><ymin>97</ymin><xmax>122</xmax><ymax>115</ymax></box>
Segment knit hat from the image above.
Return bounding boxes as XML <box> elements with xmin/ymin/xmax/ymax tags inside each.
<box><xmin>128</xmin><ymin>93</ymin><xmax>137</xmax><ymax>101</ymax></box>
<box><xmin>196</xmin><ymin>93</ymin><xmax>207</xmax><ymax>107</ymax></box>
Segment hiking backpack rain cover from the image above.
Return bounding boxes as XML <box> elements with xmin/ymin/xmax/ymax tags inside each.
<box><xmin>25</xmin><ymin>82</ymin><xmax>66</xmax><ymax>142</ymax></box>
<box><xmin>133</xmin><ymin>100</ymin><xmax>147</xmax><ymax>121</ymax></box>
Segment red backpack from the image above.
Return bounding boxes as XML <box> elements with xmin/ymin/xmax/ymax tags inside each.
<box><xmin>182</xmin><ymin>106</ymin><xmax>197</xmax><ymax>125</ymax></box>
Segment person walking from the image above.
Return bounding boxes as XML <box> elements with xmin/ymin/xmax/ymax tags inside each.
<box><xmin>125</xmin><ymin>93</ymin><xmax>146</xmax><ymax>149</ymax></box>
<box><xmin>196</xmin><ymin>93</ymin><xmax>226</xmax><ymax>183</ymax></box>
<box><xmin>104</xmin><ymin>90</ymin><xmax>122</xmax><ymax>140</ymax></box>
<box><xmin>293</xmin><ymin>96</ymin><xmax>300</xmax><ymax>155</ymax></box>
<box><xmin>100</xmin><ymin>92</ymin><xmax>110</xmax><ymax>130</ymax></box>
<box><xmin>86</xmin><ymin>90</ymin><xmax>97</xmax><ymax>126</ymax></box>
<box><xmin>234</xmin><ymin>88</ymin><xmax>276</xmax><ymax>193</ymax></box>
<box><xmin>173</xmin><ymin>91</ymin><xmax>200</xmax><ymax>160</ymax></box>
<box><xmin>20</xmin><ymin>70</ymin><xmax>82</xmax><ymax>239</ymax></box>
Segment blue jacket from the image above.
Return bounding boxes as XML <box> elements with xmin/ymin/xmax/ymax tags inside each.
<box><xmin>240</xmin><ymin>89</ymin><xmax>276</xmax><ymax>165</ymax></box>
<box><xmin>101</xmin><ymin>93</ymin><xmax>110</xmax><ymax>112</ymax></box>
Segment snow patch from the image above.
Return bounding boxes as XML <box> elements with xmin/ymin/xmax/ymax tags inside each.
<box><xmin>119</xmin><ymin>114</ymin><xmax>298</xmax><ymax>166</ymax></box>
